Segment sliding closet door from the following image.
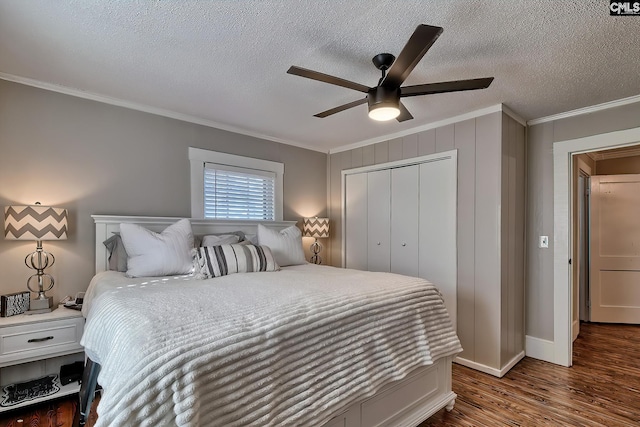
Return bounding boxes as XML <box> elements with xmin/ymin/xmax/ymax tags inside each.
<box><xmin>367</xmin><ymin>169</ymin><xmax>391</xmax><ymax>272</ymax></box>
<box><xmin>419</xmin><ymin>157</ymin><xmax>457</xmax><ymax>329</ymax></box>
<box><xmin>344</xmin><ymin>173</ymin><xmax>368</xmax><ymax>270</ymax></box>
<box><xmin>390</xmin><ymin>165</ymin><xmax>419</xmax><ymax>277</ymax></box>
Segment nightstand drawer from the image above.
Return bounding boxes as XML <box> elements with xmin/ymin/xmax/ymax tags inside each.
<box><xmin>2</xmin><ymin>324</ymin><xmax>77</xmax><ymax>354</ymax></box>
<box><xmin>0</xmin><ymin>317</ymin><xmax>84</xmax><ymax>366</ymax></box>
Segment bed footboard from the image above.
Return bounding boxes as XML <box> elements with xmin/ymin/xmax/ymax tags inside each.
<box><xmin>75</xmin><ymin>357</ymin><xmax>101</xmax><ymax>427</ymax></box>
<box><xmin>322</xmin><ymin>355</ymin><xmax>456</xmax><ymax>427</ymax></box>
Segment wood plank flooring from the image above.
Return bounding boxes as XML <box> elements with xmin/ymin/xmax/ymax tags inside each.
<box><xmin>421</xmin><ymin>322</ymin><xmax>640</xmax><ymax>427</ymax></box>
<box><xmin>0</xmin><ymin>322</ymin><xmax>637</xmax><ymax>427</ymax></box>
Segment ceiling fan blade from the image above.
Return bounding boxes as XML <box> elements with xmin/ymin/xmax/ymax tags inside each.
<box><xmin>288</xmin><ymin>66</ymin><xmax>370</xmax><ymax>93</ymax></box>
<box><xmin>382</xmin><ymin>24</ymin><xmax>443</xmax><ymax>89</ymax></box>
<box><xmin>314</xmin><ymin>98</ymin><xmax>368</xmax><ymax>118</ymax></box>
<box><xmin>401</xmin><ymin>77</ymin><xmax>494</xmax><ymax>97</ymax></box>
<box><xmin>396</xmin><ymin>102</ymin><xmax>413</xmax><ymax>122</ymax></box>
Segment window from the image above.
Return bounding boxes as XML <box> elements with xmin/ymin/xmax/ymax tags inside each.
<box><xmin>204</xmin><ymin>164</ymin><xmax>275</xmax><ymax>220</ymax></box>
<box><xmin>189</xmin><ymin>147</ymin><xmax>284</xmax><ymax>220</ymax></box>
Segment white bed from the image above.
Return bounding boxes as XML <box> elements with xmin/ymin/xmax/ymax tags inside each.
<box><xmin>80</xmin><ymin>215</ymin><xmax>461</xmax><ymax>427</ymax></box>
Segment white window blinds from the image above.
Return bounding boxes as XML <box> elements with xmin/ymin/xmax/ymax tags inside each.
<box><xmin>204</xmin><ymin>163</ymin><xmax>276</xmax><ymax>220</ymax></box>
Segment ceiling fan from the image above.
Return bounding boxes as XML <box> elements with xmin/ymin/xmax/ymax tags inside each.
<box><xmin>287</xmin><ymin>24</ymin><xmax>494</xmax><ymax>122</ymax></box>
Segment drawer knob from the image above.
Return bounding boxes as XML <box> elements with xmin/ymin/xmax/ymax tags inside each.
<box><xmin>28</xmin><ymin>336</ymin><xmax>54</xmax><ymax>343</ymax></box>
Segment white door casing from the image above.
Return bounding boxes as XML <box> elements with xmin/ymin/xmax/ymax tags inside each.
<box><xmin>553</xmin><ymin>126</ymin><xmax>640</xmax><ymax>367</ymax></box>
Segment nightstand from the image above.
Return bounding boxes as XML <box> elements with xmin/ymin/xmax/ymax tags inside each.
<box><xmin>0</xmin><ymin>306</ymin><xmax>84</xmax><ymax>412</ymax></box>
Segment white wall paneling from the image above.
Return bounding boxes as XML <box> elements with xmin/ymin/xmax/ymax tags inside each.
<box><xmin>334</xmin><ymin>109</ymin><xmax>526</xmax><ymax>376</ymax></box>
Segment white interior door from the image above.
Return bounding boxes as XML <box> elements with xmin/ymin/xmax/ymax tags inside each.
<box><xmin>344</xmin><ymin>173</ymin><xmax>368</xmax><ymax>270</ymax></box>
<box><xmin>590</xmin><ymin>174</ymin><xmax>640</xmax><ymax>323</ymax></box>
<box><xmin>367</xmin><ymin>169</ymin><xmax>390</xmax><ymax>272</ymax></box>
<box><xmin>419</xmin><ymin>158</ymin><xmax>457</xmax><ymax>330</ymax></box>
<box><xmin>390</xmin><ymin>165</ymin><xmax>419</xmax><ymax>277</ymax></box>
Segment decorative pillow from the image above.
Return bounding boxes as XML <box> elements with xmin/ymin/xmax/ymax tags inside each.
<box><xmin>202</xmin><ymin>234</ymin><xmax>240</xmax><ymax>246</ymax></box>
<box><xmin>120</xmin><ymin>219</ymin><xmax>194</xmax><ymax>277</ymax></box>
<box><xmin>103</xmin><ymin>233</ymin><xmax>128</xmax><ymax>272</ymax></box>
<box><xmin>257</xmin><ymin>224</ymin><xmax>306</xmax><ymax>266</ymax></box>
<box><xmin>195</xmin><ymin>231</ymin><xmax>246</xmax><ymax>247</ymax></box>
<box><xmin>244</xmin><ymin>233</ymin><xmax>259</xmax><ymax>245</ymax></box>
<box><xmin>194</xmin><ymin>244</ymin><xmax>279</xmax><ymax>278</ymax></box>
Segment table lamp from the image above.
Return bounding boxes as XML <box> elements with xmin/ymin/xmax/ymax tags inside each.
<box><xmin>303</xmin><ymin>217</ymin><xmax>329</xmax><ymax>264</ymax></box>
<box><xmin>4</xmin><ymin>203</ymin><xmax>68</xmax><ymax>310</ymax></box>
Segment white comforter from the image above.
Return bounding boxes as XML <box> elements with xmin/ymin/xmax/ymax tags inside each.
<box><xmin>81</xmin><ymin>264</ymin><xmax>461</xmax><ymax>427</ymax></box>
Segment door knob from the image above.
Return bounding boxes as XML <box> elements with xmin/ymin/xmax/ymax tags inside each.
<box><xmin>402</xmin><ymin>243</ymin><xmax>407</xmax><ymax>246</ymax></box>
<box><xmin>377</xmin><ymin>242</ymin><xmax>381</xmax><ymax>245</ymax></box>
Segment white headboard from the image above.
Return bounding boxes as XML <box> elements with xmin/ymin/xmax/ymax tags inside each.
<box><xmin>92</xmin><ymin>215</ymin><xmax>298</xmax><ymax>273</ymax></box>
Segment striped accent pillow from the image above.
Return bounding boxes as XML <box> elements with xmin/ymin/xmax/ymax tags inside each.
<box><xmin>194</xmin><ymin>244</ymin><xmax>280</xmax><ymax>278</ymax></box>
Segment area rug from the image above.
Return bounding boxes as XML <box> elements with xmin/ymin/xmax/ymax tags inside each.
<box><xmin>0</xmin><ymin>374</ymin><xmax>60</xmax><ymax>407</ymax></box>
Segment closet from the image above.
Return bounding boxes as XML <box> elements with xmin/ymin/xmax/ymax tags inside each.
<box><xmin>343</xmin><ymin>151</ymin><xmax>457</xmax><ymax>329</ymax></box>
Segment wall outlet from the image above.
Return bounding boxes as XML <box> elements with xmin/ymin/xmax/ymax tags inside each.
<box><xmin>539</xmin><ymin>236</ymin><xmax>549</xmax><ymax>248</ymax></box>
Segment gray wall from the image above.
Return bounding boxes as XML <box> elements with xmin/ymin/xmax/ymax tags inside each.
<box><xmin>0</xmin><ymin>79</ymin><xmax>327</xmax><ymax>301</ymax></box>
<box><xmin>329</xmin><ymin>111</ymin><xmax>526</xmax><ymax>372</ymax></box>
<box><xmin>527</xmin><ymin>101</ymin><xmax>640</xmax><ymax>341</ymax></box>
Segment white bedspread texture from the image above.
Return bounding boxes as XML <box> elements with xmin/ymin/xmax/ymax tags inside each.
<box><xmin>81</xmin><ymin>264</ymin><xmax>461</xmax><ymax>427</ymax></box>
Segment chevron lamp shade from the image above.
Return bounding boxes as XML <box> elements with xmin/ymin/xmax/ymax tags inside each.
<box><xmin>4</xmin><ymin>205</ymin><xmax>68</xmax><ymax>241</ymax></box>
<box><xmin>303</xmin><ymin>217</ymin><xmax>330</xmax><ymax>238</ymax></box>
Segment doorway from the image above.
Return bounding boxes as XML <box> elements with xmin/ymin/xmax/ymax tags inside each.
<box><xmin>553</xmin><ymin>126</ymin><xmax>640</xmax><ymax>367</ymax></box>
<box><xmin>572</xmin><ymin>148</ymin><xmax>640</xmax><ymax>339</ymax></box>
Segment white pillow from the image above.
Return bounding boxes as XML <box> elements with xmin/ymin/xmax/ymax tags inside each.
<box><xmin>257</xmin><ymin>224</ymin><xmax>306</xmax><ymax>266</ymax></box>
<box><xmin>120</xmin><ymin>219</ymin><xmax>194</xmax><ymax>277</ymax></box>
<box><xmin>201</xmin><ymin>234</ymin><xmax>240</xmax><ymax>246</ymax></box>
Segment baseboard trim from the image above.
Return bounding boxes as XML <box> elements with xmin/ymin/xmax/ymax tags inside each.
<box><xmin>525</xmin><ymin>335</ymin><xmax>555</xmax><ymax>363</ymax></box>
<box><xmin>454</xmin><ymin>351</ymin><xmax>525</xmax><ymax>378</ymax></box>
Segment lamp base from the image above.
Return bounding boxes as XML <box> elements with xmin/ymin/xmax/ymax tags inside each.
<box><xmin>30</xmin><ymin>297</ymin><xmax>53</xmax><ymax>310</ymax></box>
<box><xmin>309</xmin><ymin>239</ymin><xmax>323</xmax><ymax>265</ymax></box>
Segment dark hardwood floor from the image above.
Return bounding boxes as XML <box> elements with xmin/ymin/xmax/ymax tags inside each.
<box><xmin>0</xmin><ymin>322</ymin><xmax>637</xmax><ymax>426</ymax></box>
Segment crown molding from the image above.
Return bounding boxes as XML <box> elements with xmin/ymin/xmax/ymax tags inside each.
<box><xmin>502</xmin><ymin>104</ymin><xmax>527</xmax><ymax>127</ymax></box>
<box><xmin>527</xmin><ymin>94</ymin><xmax>640</xmax><ymax>126</ymax></box>
<box><xmin>0</xmin><ymin>72</ymin><xmax>328</xmax><ymax>154</ymax></box>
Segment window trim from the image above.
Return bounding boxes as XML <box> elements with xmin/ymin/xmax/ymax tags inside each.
<box><xmin>189</xmin><ymin>147</ymin><xmax>284</xmax><ymax>220</ymax></box>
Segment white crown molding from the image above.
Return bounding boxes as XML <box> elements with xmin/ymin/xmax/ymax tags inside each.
<box><xmin>0</xmin><ymin>72</ymin><xmax>328</xmax><ymax>154</ymax></box>
<box><xmin>527</xmin><ymin>94</ymin><xmax>640</xmax><ymax>126</ymax></box>
<box><xmin>502</xmin><ymin>104</ymin><xmax>527</xmax><ymax>127</ymax></box>
<box><xmin>330</xmin><ymin>104</ymin><xmax>509</xmax><ymax>154</ymax></box>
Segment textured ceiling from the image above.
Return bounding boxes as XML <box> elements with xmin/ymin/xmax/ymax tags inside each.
<box><xmin>1</xmin><ymin>1</ymin><xmax>639</xmax><ymax>152</ymax></box>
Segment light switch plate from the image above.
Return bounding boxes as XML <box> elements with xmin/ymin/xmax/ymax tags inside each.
<box><xmin>539</xmin><ymin>236</ymin><xmax>549</xmax><ymax>248</ymax></box>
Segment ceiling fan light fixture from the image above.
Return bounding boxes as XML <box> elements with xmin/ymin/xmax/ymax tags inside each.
<box><xmin>367</xmin><ymin>86</ymin><xmax>400</xmax><ymax>121</ymax></box>
<box><xmin>368</xmin><ymin>105</ymin><xmax>400</xmax><ymax>121</ymax></box>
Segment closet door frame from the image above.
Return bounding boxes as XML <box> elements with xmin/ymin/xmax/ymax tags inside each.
<box><xmin>342</xmin><ymin>150</ymin><xmax>458</xmax><ymax>264</ymax></box>
<box><xmin>342</xmin><ymin>150</ymin><xmax>458</xmax><ymax>328</ymax></box>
